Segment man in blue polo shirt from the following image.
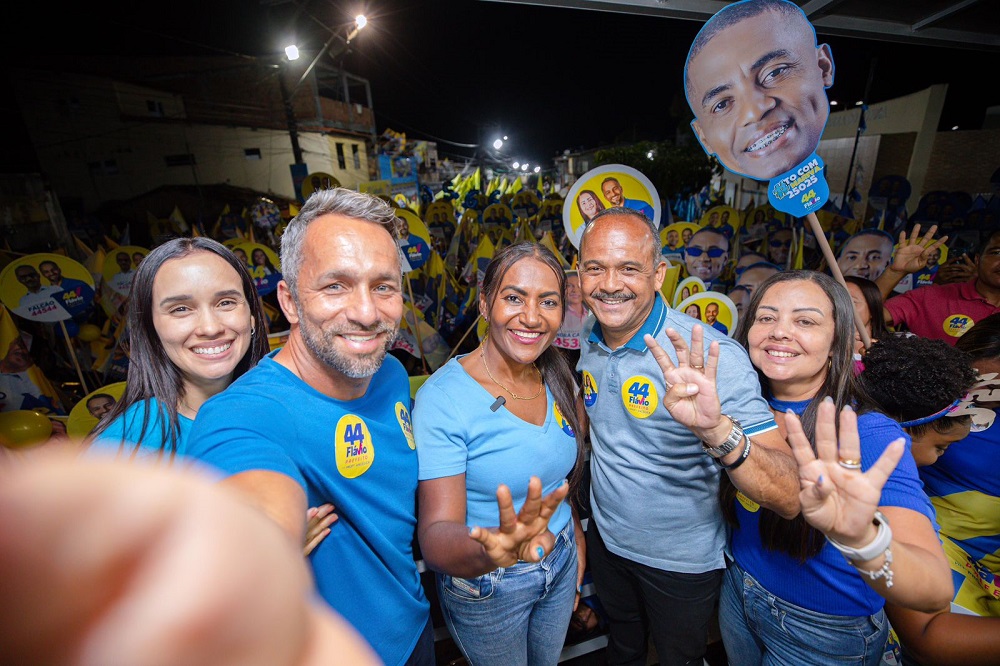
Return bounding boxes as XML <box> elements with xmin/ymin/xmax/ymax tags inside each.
<box><xmin>601</xmin><ymin>176</ymin><xmax>656</xmax><ymax>223</ymax></box>
<box><xmin>577</xmin><ymin>206</ymin><xmax>799</xmax><ymax>666</ymax></box>
<box><xmin>185</xmin><ymin>188</ymin><xmax>432</xmax><ymax>666</ymax></box>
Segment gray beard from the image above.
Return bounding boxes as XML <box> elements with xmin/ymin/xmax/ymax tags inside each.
<box><xmin>298</xmin><ymin>313</ymin><xmax>398</xmax><ymax>379</ymax></box>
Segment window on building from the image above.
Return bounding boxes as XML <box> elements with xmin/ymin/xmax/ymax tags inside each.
<box><xmin>336</xmin><ymin>143</ymin><xmax>346</xmax><ymax>170</ymax></box>
<box><xmin>164</xmin><ymin>154</ymin><xmax>196</xmax><ymax>167</ymax></box>
<box><xmin>102</xmin><ymin>159</ymin><xmax>119</xmax><ymax>175</ymax></box>
<box><xmin>244</xmin><ymin>148</ymin><xmax>261</xmax><ymax>160</ymax></box>
<box><xmin>147</xmin><ymin>100</ymin><xmax>164</xmax><ymax>117</ymax></box>
<box><xmin>351</xmin><ymin>144</ymin><xmax>361</xmax><ymax>170</ymax></box>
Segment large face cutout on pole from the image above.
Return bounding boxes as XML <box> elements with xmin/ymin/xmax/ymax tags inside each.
<box><xmin>684</xmin><ymin>0</ymin><xmax>834</xmax><ymax>216</ymax></box>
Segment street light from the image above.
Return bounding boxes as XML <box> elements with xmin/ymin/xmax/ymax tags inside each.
<box><xmin>533</xmin><ymin>166</ymin><xmax>540</xmax><ymax>173</ymax></box>
<box><xmin>512</xmin><ymin>161</ymin><xmax>520</xmax><ymax>169</ymax></box>
<box><xmin>493</xmin><ymin>138</ymin><xmax>503</xmax><ymax>150</ymax></box>
<box><xmin>285</xmin><ymin>45</ymin><xmax>300</xmax><ymax>61</ymax></box>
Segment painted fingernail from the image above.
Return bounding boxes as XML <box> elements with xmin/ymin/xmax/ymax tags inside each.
<box><xmin>823</xmin><ymin>396</ymin><xmax>833</xmax><ymax>404</ymax></box>
<box><xmin>536</xmin><ymin>546</ymin><xmax>545</xmax><ymax>559</ymax></box>
<box><xmin>817</xmin><ymin>475</ymin><xmax>824</xmax><ymax>486</ymax></box>
<box><xmin>577</xmin><ymin>585</ymin><xmax>582</xmax><ymax>593</ymax></box>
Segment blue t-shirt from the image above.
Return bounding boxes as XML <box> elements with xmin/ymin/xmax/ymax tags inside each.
<box><xmin>185</xmin><ymin>351</ymin><xmax>430</xmax><ymax>666</ymax></box>
<box><xmin>919</xmin><ymin>410</ymin><xmax>1000</xmax><ymax>614</ymax></box>
<box><xmin>87</xmin><ymin>398</ymin><xmax>194</xmax><ymax>464</ymax></box>
<box><xmin>731</xmin><ymin>398</ymin><xmax>937</xmax><ymax>616</ymax></box>
<box><xmin>413</xmin><ymin>356</ymin><xmax>577</xmax><ymax>535</ymax></box>
<box><xmin>623</xmin><ymin>197</ymin><xmax>655</xmax><ymax>222</ymax></box>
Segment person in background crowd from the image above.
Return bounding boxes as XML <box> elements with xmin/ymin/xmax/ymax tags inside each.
<box><xmin>878</xmin><ymin>227</ymin><xmax>998</xmax><ymax>344</ymax></box>
<box><xmin>859</xmin><ymin>328</ymin><xmax>999</xmax><ymax>665</ymax></box>
<box><xmin>844</xmin><ymin>276</ymin><xmax>891</xmax><ymax>356</ymax></box>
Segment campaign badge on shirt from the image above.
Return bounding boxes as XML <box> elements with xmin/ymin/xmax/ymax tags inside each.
<box><xmin>335</xmin><ymin>414</ymin><xmax>374</xmax><ymax>478</ymax></box>
<box><xmin>553</xmin><ymin>403</ymin><xmax>575</xmax><ymax>437</ymax></box>
<box><xmin>621</xmin><ymin>375</ymin><xmax>659</xmax><ymax>419</ymax></box>
<box><xmin>736</xmin><ymin>491</ymin><xmax>760</xmax><ymax>513</ymax></box>
<box><xmin>582</xmin><ymin>371</ymin><xmax>598</xmax><ymax>407</ymax></box>
<box><xmin>395</xmin><ymin>401</ymin><xmax>416</xmax><ymax>450</ymax></box>
<box><xmin>942</xmin><ymin>313</ymin><xmax>975</xmax><ymax>338</ymax></box>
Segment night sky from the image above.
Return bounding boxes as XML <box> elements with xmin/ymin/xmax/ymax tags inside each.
<box><xmin>3</xmin><ymin>0</ymin><xmax>999</xmax><ymax>170</ymax></box>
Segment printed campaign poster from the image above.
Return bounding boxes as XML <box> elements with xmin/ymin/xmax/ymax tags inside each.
<box><xmin>395</xmin><ymin>209</ymin><xmax>432</xmax><ymax>272</ymax></box>
<box><xmin>0</xmin><ymin>254</ymin><xmax>96</xmax><ymax>323</ymax></box>
<box><xmin>67</xmin><ymin>381</ymin><xmax>127</xmax><ymax>439</ymax></box>
<box><xmin>0</xmin><ymin>306</ymin><xmax>65</xmax><ymax>414</ymax></box>
<box><xmin>684</xmin><ymin>0</ymin><xmax>834</xmax><ymax>216</ymax></box>
<box><xmin>699</xmin><ymin>205</ymin><xmax>741</xmax><ymax>239</ymax></box>
<box><xmin>102</xmin><ymin>246</ymin><xmax>149</xmax><ymax>298</ymax></box>
<box><xmin>233</xmin><ymin>243</ymin><xmax>282</xmax><ymax>296</ymax></box>
<box><xmin>564</xmin><ymin>165</ymin><xmax>660</xmax><ymax>249</ymax></box>
<box><xmin>673</xmin><ymin>276</ymin><xmax>707</xmax><ymax>308</ymax></box>
<box><xmin>676</xmin><ymin>292</ymin><xmax>738</xmax><ymax>338</ymax></box>
<box><xmin>660</xmin><ymin>222</ymin><xmax>700</xmax><ymax>264</ymax></box>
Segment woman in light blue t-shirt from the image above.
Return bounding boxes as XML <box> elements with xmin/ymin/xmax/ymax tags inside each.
<box><xmin>87</xmin><ymin>237</ymin><xmax>268</xmax><ymax>460</ymax></box>
<box><xmin>414</xmin><ymin>241</ymin><xmax>588</xmax><ymax>666</ymax></box>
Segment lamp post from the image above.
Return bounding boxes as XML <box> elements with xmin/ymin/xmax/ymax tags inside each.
<box><xmin>280</xmin><ymin>15</ymin><xmax>367</xmax><ymax>197</ymax></box>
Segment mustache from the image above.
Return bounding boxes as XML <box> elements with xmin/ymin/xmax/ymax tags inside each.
<box><xmin>590</xmin><ymin>290</ymin><xmax>636</xmax><ymax>301</ymax></box>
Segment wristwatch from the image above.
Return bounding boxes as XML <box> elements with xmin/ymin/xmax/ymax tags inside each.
<box><xmin>702</xmin><ymin>416</ymin><xmax>744</xmax><ymax>459</ymax></box>
<box><xmin>827</xmin><ymin>511</ymin><xmax>893</xmax><ymax>563</ymax></box>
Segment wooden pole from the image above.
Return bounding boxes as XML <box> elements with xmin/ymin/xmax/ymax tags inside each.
<box><xmin>59</xmin><ymin>320</ymin><xmax>90</xmax><ymax>395</ymax></box>
<box><xmin>444</xmin><ymin>316</ymin><xmax>482</xmax><ymax>364</ymax></box>
<box><xmin>804</xmin><ymin>212</ymin><xmax>872</xmax><ymax>350</ymax></box>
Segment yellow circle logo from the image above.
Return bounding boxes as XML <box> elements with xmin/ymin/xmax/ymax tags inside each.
<box><xmin>553</xmin><ymin>403</ymin><xmax>575</xmax><ymax>437</ymax></box>
<box><xmin>620</xmin><ymin>375</ymin><xmax>658</xmax><ymax>419</ymax></box>
<box><xmin>736</xmin><ymin>491</ymin><xmax>760</xmax><ymax>513</ymax></box>
<box><xmin>582</xmin><ymin>371</ymin><xmax>598</xmax><ymax>407</ymax></box>
<box><xmin>942</xmin><ymin>314</ymin><xmax>974</xmax><ymax>338</ymax></box>
<box><xmin>395</xmin><ymin>401</ymin><xmax>416</xmax><ymax>450</ymax></box>
<box><xmin>335</xmin><ymin>414</ymin><xmax>374</xmax><ymax>478</ymax></box>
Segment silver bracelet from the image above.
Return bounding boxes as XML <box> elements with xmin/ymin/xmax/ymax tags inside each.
<box><xmin>826</xmin><ymin>510</ymin><xmax>893</xmax><ymax>562</ymax></box>
<box><xmin>855</xmin><ymin>546</ymin><xmax>894</xmax><ymax>589</ymax></box>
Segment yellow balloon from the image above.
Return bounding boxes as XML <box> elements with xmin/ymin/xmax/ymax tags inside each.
<box><xmin>0</xmin><ymin>410</ymin><xmax>53</xmax><ymax>449</ymax></box>
<box><xmin>77</xmin><ymin>323</ymin><xmax>102</xmax><ymax>342</ymax></box>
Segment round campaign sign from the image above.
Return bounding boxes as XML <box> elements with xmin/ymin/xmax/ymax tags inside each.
<box><xmin>233</xmin><ymin>243</ymin><xmax>282</xmax><ymax>296</ymax></box>
<box><xmin>0</xmin><ymin>253</ymin><xmax>96</xmax><ymax>323</ymax></box>
<box><xmin>102</xmin><ymin>246</ymin><xmax>149</xmax><ymax>298</ymax></box>
<box><xmin>676</xmin><ymin>292</ymin><xmax>738</xmax><ymax>338</ymax></box>
<box><xmin>563</xmin><ymin>165</ymin><xmax>660</xmax><ymax>250</ymax></box>
<box><xmin>67</xmin><ymin>381</ymin><xmax>127</xmax><ymax>439</ymax></box>
<box><xmin>301</xmin><ymin>172</ymin><xmax>341</xmax><ymax>200</ymax></box>
<box><xmin>672</xmin><ymin>276</ymin><xmax>707</xmax><ymax>308</ymax></box>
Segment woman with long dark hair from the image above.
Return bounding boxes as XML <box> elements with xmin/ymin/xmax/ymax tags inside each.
<box><xmin>88</xmin><ymin>237</ymin><xmax>268</xmax><ymax>459</ymax></box>
<box><xmin>714</xmin><ymin>270</ymin><xmax>952</xmax><ymax>664</ymax></box>
<box><xmin>413</xmin><ymin>240</ymin><xmax>587</xmax><ymax>666</ymax></box>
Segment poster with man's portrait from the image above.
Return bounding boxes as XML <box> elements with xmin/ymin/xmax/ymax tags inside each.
<box><xmin>684</xmin><ymin>0</ymin><xmax>834</xmax><ymax>216</ymax></box>
<box><xmin>563</xmin><ymin>165</ymin><xmax>660</xmax><ymax>249</ymax></box>
<box><xmin>0</xmin><ymin>254</ymin><xmax>96</xmax><ymax>323</ymax></box>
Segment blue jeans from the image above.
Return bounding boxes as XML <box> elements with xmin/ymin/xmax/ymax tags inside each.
<box><xmin>719</xmin><ymin>559</ymin><xmax>888</xmax><ymax>666</ymax></box>
<box><xmin>438</xmin><ymin>521</ymin><xmax>578</xmax><ymax>666</ymax></box>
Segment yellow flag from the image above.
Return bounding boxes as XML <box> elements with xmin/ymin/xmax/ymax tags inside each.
<box><xmin>539</xmin><ymin>231</ymin><xmax>569</xmax><ymax>268</ymax></box>
<box><xmin>103</xmin><ymin>235</ymin><xmax>119</xmax><ymax>249</ymax></box>
<box><xmin>792</xmin><ymin>226</ymin><xmax>806</xmax><ymax>270</ymax></box>
<box><xmin>72</xmin><ymin>235</ymin><xmax>94</xmax><ymax>256</ymax></box>
<box><xmin>509</xmin><ymin>176</ymin><xmax>523</xmax><ymax>195</ymax></box>
<box><xmin>516</xmin><ymin>219</ymin><xmax>537</xmax><ymax>244</ymax></box>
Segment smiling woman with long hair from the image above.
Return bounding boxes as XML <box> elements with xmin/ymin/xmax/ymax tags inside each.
<box><xmin>88</xmin><ymin>237</ymin><xmax>268</xmax><ymax>459</ymax></box>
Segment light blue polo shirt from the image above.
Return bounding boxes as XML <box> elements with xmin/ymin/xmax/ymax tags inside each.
<box><xmin>578</xmin><ymin>295</ymin><xmax>776</xmax><ymax>573</ymax></box>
